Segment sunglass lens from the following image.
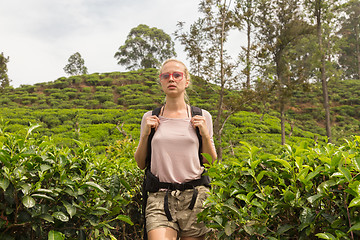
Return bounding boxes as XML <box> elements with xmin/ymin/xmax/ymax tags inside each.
<box><xmin>161</xmin><ymin>73</ymin><xmax>170</xmax><ymax>80</ymax></box>
<box><xmin>173</xmin><ymin>72</ymin><xmax>182</xmax><ymax>80</ymax></box>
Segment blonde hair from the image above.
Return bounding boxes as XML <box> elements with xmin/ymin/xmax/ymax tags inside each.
<box><xmin>159</xmin><ymin>59</ymin><xmax>191</xmax><ymax>82</ymax></box>
<box><xmin>159</xmin><ymin>59</ymin><xmax>191</xmax><ymax>104</ymax></box>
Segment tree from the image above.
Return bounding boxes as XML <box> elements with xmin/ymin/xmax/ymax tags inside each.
<box><xmin>234</xmin><ymin>0</ymin><xmax>259</xmax><ymax>89</ymax></box>
<box><xmin>63</xmin><ymin>52</ymin><xmax>88</xmax><ymax>76</ymax></box>
<box><xmin>114</xmin><ymin>24</ymin><xmax>176</xmax><ymax>70</ymax></box>
<box><xmin>176</xmin><ymin>0</ymin><xmax>240</xmax><ymax>160</ymax></box>
<box><xmin>257</xmin><ymin>0</ymin><xmax>314</xmax><ymax>145</ymax></box>
<box><xmin>304</xmin><ymin>0</ymin><xmax>342</xmax><ymax>143</ymax></box>
<box><xmin>0</xmin><ymin>52</ymin><xmax>10</xmax><ymax>89</ymax></box>
<box><xmin>175</xmin><ymin>19</ymin><xmax>207</xmax><ymax>77</ymax></box>
<box><xmin>338</xmin><ymin>0</ymin><xmax>360</xmax><ymax>80</ymax></box>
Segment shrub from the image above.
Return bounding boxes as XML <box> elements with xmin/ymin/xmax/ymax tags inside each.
<box><xmin>65</xmin><ymin>91</ymin><xmax>78</xmax><ymax>99</ymax></box>
<box><xmin>82</xmin><ymin>87</ymin><xmax>92</xmax><ymax>93</ymax></box>
<box><xmin>98</xmin><ymin>78</ymin><xmax>114</xmax><ymax>86</ymax></box>
<box><xmin>85</xmin><ymin>76</ymin><xmax>99</xmax><ymax>86</ymax></box>
<box><xmin>200</xmin><ymin>138</ymin><xmax>360</xmax><ymax>239</ymax></box>
<box><xmin>84</xmin><ymin>100</ymin><xmax>100</xmax><ymax>109</ymax></box>
<box><xmin>68</xmin><ymin>76</ymin><xmax>83</xmax><ymax>85</ymax></box>
<box><xmin>95</xmin><ymin>86</ymin><xmax>112</xmax><ymax>93</ymax></box>
<box><xmin>94</xmin><ymin>92</ymin><xmax>113</xmax><ymax>103</ymax></box>
<box><xmin>0</xmin><ymin>126</ymin><xmax>136</xmax><ymax>240</ymax></box>
<box><xmin>103</xmin><ymin>101</ymin><xmax>118</xmax><ymax>109</ymax></box>
<box><xmin>0</xmin><ymin>98</ymin><xmax>11</xmax><ymax>105</ymax></box>
<box><xmin>53</xmin><ymin>79</ymin><xmax>70</xmax><ymax>89</ymax></box>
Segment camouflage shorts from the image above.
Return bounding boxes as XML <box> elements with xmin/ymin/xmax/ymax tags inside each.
<box><xmin>145</xmin><ymin>185</ymin><xmax>211</xmax><ymax>238</ymax></box>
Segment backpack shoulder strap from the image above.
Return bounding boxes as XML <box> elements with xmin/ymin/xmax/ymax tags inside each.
<box><xmin>146</xmin><ymin>106</ymin><xmax>204</xmax><ymax>168</ymax></box>
<box><xmin>190</xmin><ymin>106</ymin><xmax>204</xmax><ymax>166</ymax></box>
<box><xmin>145</xmin><ymin>107</ymin><xmax>162</xmax><ymax>169</ymax></box>
<box><xmin>191</xmin><ymin>106</ymin><xmax>202</xmax><ymax>117</ymax></box>
<box><xmin>152</xmin><ymin>107</ymin><xmax>162</xmax><ymax>117</ymax></box>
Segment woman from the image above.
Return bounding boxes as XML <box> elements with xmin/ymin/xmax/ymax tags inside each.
<box><xmin>135</xmin><ymin>59</ymin><xmax>217</xmax><ymax>240</ymax></box>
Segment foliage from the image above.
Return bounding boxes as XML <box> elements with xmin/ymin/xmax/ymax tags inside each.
<box><xmin>0</xmin><ymin>125</ymin><xmax>143</xmax><ymax>239</ymax></box>
<box><xmin>176</xmin><ymin>0</ymin><xmax>244</xmax><ymax>160</ymax></box>
<box><xmin>200</xmin><ymin>136</ymin><xmax>360</xmax><ymax>239</ymax></box>
<box><xmin>114</xmin><ymin>24</ymin><xmax>176</xmax><ymax>70</ymax></box>
<box><xmin>234</xmin><ymin>0</ymin><xmax>259</xmax><ymax>89</ymax></box>
<box><xmin>0</xmin><ymin>66</ymin><xmax>359</xmax><ymax>148</ymax></box>
<box><xmin>286</xmin><ymin>79</ymin><xmax>360</xmax><ymax>143</ymax></box>
<box><xmin>337</xmin><ymin>0</ymin><xmax>360</xmax><ymax>80</ymax></box>
<box><xmin>63</xmin><ymin>52</ymin><xmax>88</xmax><ymax>76</ymax></box>
<box><xmin>0</xmin><ymin>52</ymin><xmax>10</xmax><ymax>89</ymax></box>
<box><xmin>257</xmin><ymin>0</ymin><xmax>315</xmax><ymax>145</ymax></box>
<box><xmin>1</xmin><ymin>122</ymin><xmax>359</xmax><ymax>240</ymax></box>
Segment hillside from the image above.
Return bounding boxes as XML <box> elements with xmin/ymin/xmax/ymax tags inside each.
<box><xmin>288</xmin><ymin>80</ymin><xmax>360</xmax><ymax>141</ymax></box>
<box><xmin>0</xmin><ymin>69</ymin><xmax>218</xmax><ymax>110</ymax></box>
<box><xmin>0</xmin><ymin>69</ymin><xmax>359</xmax><ymax>156</ymax></box>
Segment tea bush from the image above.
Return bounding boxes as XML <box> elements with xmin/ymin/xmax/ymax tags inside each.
<box><xmin>200</xmin><ymin>137</ymin><xmax>360</xmax><ymax>239</ymax></box>
<box><xmin>0</xmin><ymin>125</ymin><xmax>139</xmax><ymax>240</ymax></box>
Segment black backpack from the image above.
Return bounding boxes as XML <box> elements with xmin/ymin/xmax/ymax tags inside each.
<box><xmin>141</xmin><ymin>105</ymin><xmax>210</xmax><ymax>239</ymax></box>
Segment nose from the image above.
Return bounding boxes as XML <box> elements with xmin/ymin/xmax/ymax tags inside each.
<box><xmin>168</xmin><ymin>74</ymin><xmax>175</xmax><ymax>81</ymax></box>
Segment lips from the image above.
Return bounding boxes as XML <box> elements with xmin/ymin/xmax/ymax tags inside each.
<box><xmin>167</xmin><ymin>84</ymin><xmax>176</xmax><ymax>89</ymax></box>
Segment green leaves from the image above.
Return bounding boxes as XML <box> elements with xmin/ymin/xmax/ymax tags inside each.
<box><xmin>0</xmin><ymin>177</ymin><xmax>9</xmax><ymax>191</ymax></box>
<box><xmin>338</xmin><ymin>165</ymin><xmax>352</xmax><ymax>182</ymax></box>
<box><xmin>316</xmin><ymin>232</ymin><xmax>337</xmax><ymax>240</ymax></box>
<box><xmin>53</xmin><ymin>212</ymin><xmax>69</xmax><ymax>222</ymax></box>
<box><xmin>83</xmin><ymin>181</ymin><xmax>107</xmax><ymax>194</ymax></box>
<box><xmin>115</xmin><ymin>215</ymin><xmax>134</xmax><ymax>226</ymax></box>
<box><xmin>22</xmin><ymin>195</ymin><xmax>36</xmax><ymax>208</ymax></box>
<box><xmin>2</xmin><ymin>106</ymin><xmax>360</xmax><ymax>239</ymax></box>
<box><xmin>114</xmin><ymin>24</ymin><xmax>176</xmax><ymax>70</ymax></box>
<box><xmin>0</xmin><ymin>127</ymin><xmax>142</xmax><ymax>239</ymax></box>
<box><xmin>63</xmin><ymin>52</ymin><xmax>88</xmax><ymax>76</ymax></box>
<box><xmin>200</xmin><ymin>137</ymin><xmax>360</xmax><ymax>239</ymax></box>
<box><xmin>224</xmin><ymin>220</ymin><xmax>237</xmax><ymax>236</ymax></box>
<box><xmin>63</xmin><ymin>201</ymin><xmax>76</xmax><ymax>218</ymax></box>
<box><xmin>348</xmin><ymin>197</ymin><xmax>360</xmax><ymax>208</ymax></box>
<box><xmin>48</xmin><ymin>230</ymin><xmax>65</xmax><ymax>240</ymax></box>
<box><xmin>272</xmin><ymin>158</ymin><xmax>292</xmax><ymax>170</ymax></box>
<box><xmin>348</xmin><ymin>222</ymin><xmax>360</xmax><ymax>232</ymax></box>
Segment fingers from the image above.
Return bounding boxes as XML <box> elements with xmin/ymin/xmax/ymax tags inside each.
<box><xmin>191</xmin><ymin>116</ymin><xmax>210</xmax><ymax>137</ymax></box>
<box><xmin>146</xmin><ymin>115</ymin><xmax>160</xmax><ymax>132</ymax></box>
<box><xmin>191</xmin><ymin>115</ymin><xmax>206</xmax><ymax>128</ymax></box>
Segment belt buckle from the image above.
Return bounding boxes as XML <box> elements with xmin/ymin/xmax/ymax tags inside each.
<box><xmin>174</xmin><ymin>183</ymin><xmax>185</xmax><ymax>191</ymax></box>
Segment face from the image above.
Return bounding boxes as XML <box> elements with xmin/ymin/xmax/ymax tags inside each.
<box><xmin>159</xmin><ymin>61</ymin><xmax>189</xmax><ymax>96</ymax></box>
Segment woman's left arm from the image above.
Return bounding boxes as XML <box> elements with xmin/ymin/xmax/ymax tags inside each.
<box><xmin>191</xmin><ymin>112</ymin><xmax>217</xmax><ymax>164</ymax></box>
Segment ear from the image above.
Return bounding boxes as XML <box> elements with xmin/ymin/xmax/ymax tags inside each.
<box><xmin>185</xmin><ymin>78</ymin><xmax>190</xmax><ymax>88</ymax></box>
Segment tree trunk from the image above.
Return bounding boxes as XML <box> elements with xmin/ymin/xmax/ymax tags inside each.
<box><xmin>214</xmin><ymin>4</ymin><xmax>227</xmax><ymax>161</ymax></box>
<box><xmin>246</xmin><ymin>17</ymin><xmax>251</xmax><ymax>89</ymax></box>
<box><xmin>355</xmin><ymin>24</ymin><xmax>360</xmax><ymax>79</ymax></box>
<box><xmin>280</xmin><ymin>99</ymin><xmax>286</xmax><ymax>145</ymax></box>
<box><xmin>316</xmin><ymin>0</ymin><xmax>332</xmax><ymax>143</ymax></box>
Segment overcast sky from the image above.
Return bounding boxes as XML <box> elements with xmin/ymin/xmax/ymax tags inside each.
<box><xmin>0</xmin><ymin>0</ymin><xmax>243</xmax><ymax>88</ymax></box>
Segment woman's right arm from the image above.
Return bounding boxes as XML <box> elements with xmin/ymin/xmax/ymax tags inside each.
<box><xmin>134</xmin><ymin>113</ymin><xmax>160</xmax><ymax>170</ymax></box>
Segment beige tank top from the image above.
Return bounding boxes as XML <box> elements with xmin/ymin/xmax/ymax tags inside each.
<box><xmin>140</xmin><ymin>109</ymin><xmax>215</xmax><ymax>184</ymax></box>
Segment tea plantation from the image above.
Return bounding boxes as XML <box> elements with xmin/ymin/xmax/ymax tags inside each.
<box><xmin>1</xmin><ymin>69</ymin><xmax>360</xmax><ymax>239</ymax></box>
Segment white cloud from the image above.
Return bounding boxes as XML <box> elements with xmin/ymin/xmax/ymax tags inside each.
<box><xmin>1</xmin><ymin>0</ymin><xmax>242</xmax><ymax>88</ymax></box>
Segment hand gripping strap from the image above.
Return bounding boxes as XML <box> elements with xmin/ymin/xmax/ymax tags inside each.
<box><xmin>145</xmin><ymin>107</ymin><xmax>162</xmax><ymax>170</ymax></box>
<box><xmin>143</xmin><ymin>107</ymin><xmax>161</xmax><ymax>240</ymax></box>
<box><xmin>191</xmin><ymin>106</ymin><xmax>203</xmax><ymax>166</ymax></box>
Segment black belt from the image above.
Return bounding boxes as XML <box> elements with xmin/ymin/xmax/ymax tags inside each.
<box><xmin>163</xmin><ymin>186</ymin><xmax>199</xmax><ymax>221</ymax></box>
<box><xmin>144</xmin><ymin>169</ymin><xmax>211</xmax><ymax>222</ymax></box>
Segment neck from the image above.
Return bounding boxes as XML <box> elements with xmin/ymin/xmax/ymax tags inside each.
<box><xmin>162</xmin><ymin>97</ymin><xmax>188</xmax><ymax>118</ymax></box>
<box><xmin>164</xmin><ymin>97</ymin><xmax>187</xmax><ymax>111</ymax></box>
